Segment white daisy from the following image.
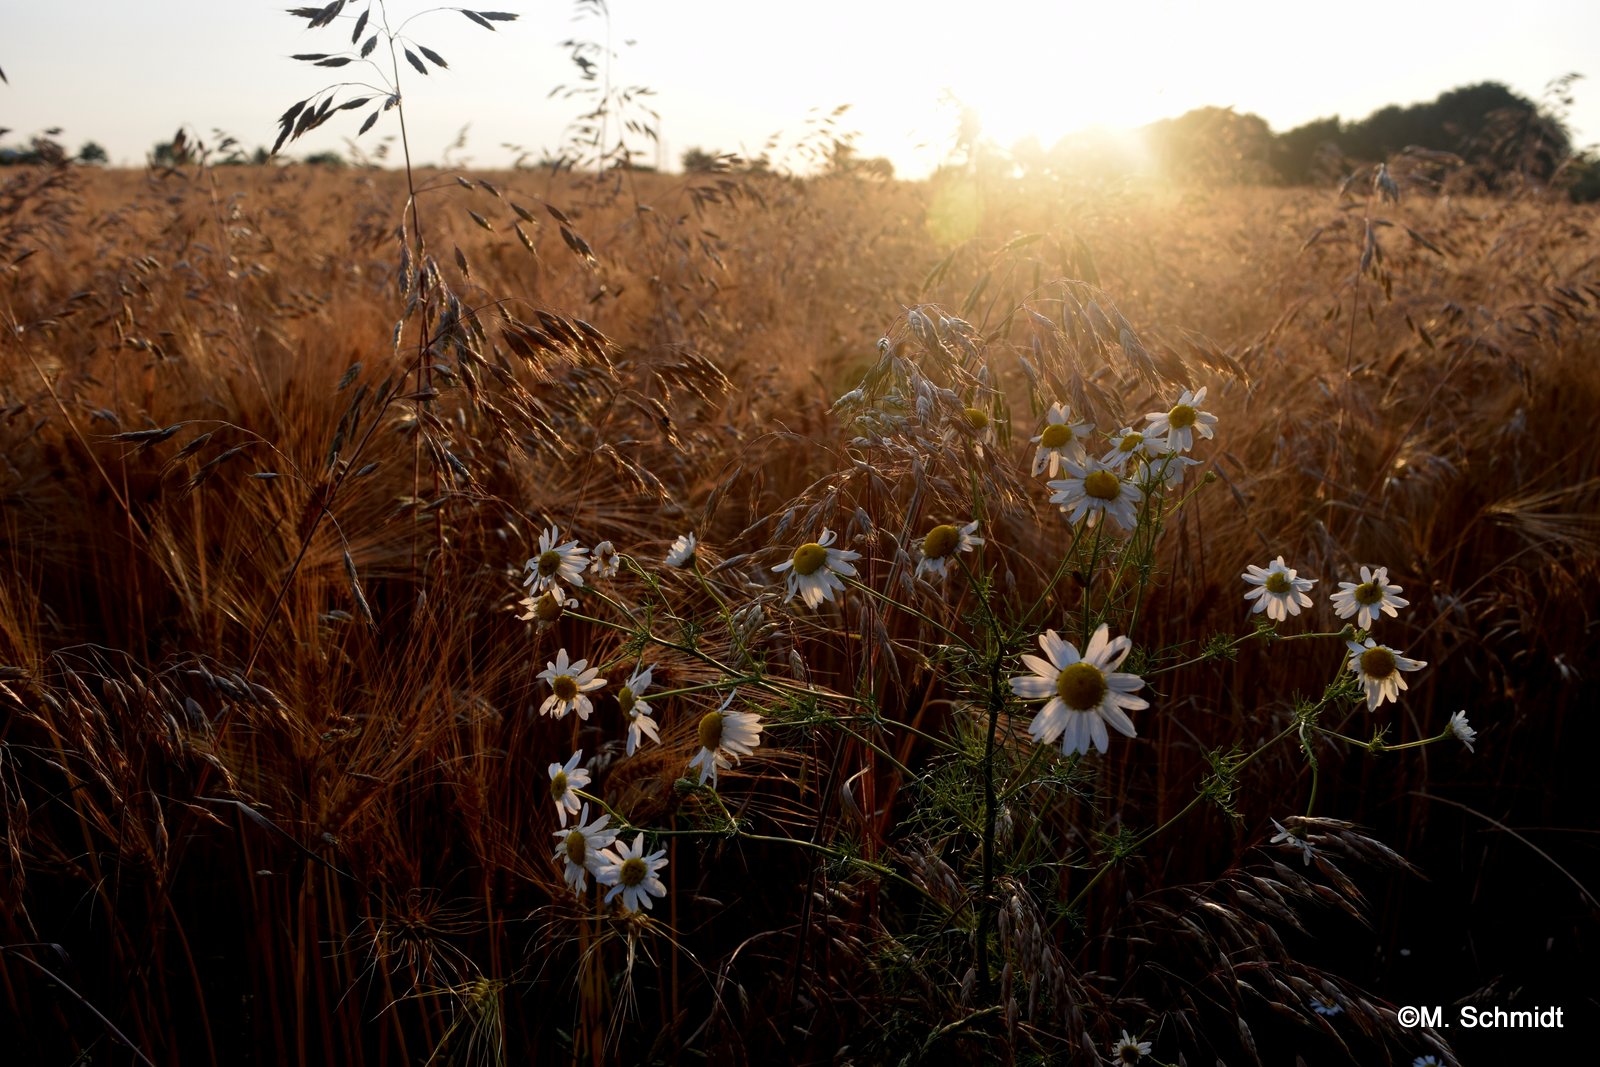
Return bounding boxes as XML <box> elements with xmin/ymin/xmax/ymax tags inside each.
<box><xmin>772</xmin><ymin>528</ymin><xmax>861</xmax><ymax>608</ymax></box>
<box><xmin>687</xmin><ymin>691</ymin><xmax>764</xmax><ymax>788</ymax></box>
<box><xmin>1329</xmin><ymin>565</ymin><xmax>1410</xmax><ymax>630</ymax></box>
<box><xmin>1242</xmin><ymin>556</ymin><xmax>1317</xmax><ymax>623</ymax></box>
<box><xmin>1030</xmin><ymin>402</ymin><xmax>1093</xmax><ymax>478</ymax></box>
<box><xmin>1047</xmin><ymin>460</ymin><xmax>1143</xmax><ymax>532</ymax></box>
<box><xmin>548</xmin><ymin>750</ymin><xmax>590</xmax><ymax>827</ymax></box>
<box><xmin>1143</xmin><ymin>448</ymin><xmax>1202</xmax><ymax>490</ymax></box>
<box><xmin>516</xmin><ymin>589</ymin><xmax>575</xmax><ymax>626</ymax></box>
<box><xmin>915</xmin><ymin>520</ymin><xmax>983</xmax><ymax>581</ymax></box>
<box><xmin>524</xmin><ymin>524</ymin><xmax>588</xmax><ymax>595</ymax></box>
<box><xmin>665</xmin><ymin>532</ymin><xmax>697</xmax><ymax>568</ymax></box>
<box><xmin>537</xmin><ymin>648</ymin><xmax>606</xmax><ymax>720</ymax></box>
<box><xmin>960</xmin><ymin>405</ymin><xmax>996</xmax><ymax>454</ymax></box>
<box><xmin>1100</xmin><ymin>426</ymin><xmax>1165</xmax><ymax>471</ymax></box>
<box><xmin>1270</xmin><ymin>819</ymin><xmax>1316</xmax><ymax>866</ymax></box>
<box><xmin>1346</xmin><ymin>638</ymin><xmax>1427</xmax><ymax>711</ymax></box>
<box><xmin>596</xmin><ymin>832</ymin><xmax>669</xmax><ymax>913</ymax></box>
<box><xmin>552</xmin><ymin>803</ymin><xmax>617</xmax><ymax>894</ymax></box>
<box><xmin>1010</xmin><ymin>624</ymin><xmax>1148</xmax><ymax>756</ymax></box>
<box><xmin>1309</xmin><ymin>993</ymin><xmax>1344</xmax><ymax>1017</ymax></box>
<box><xmin>1142</xmin><ymin>386</ymin><xmax>1219</xmax><ymax>454</ymax></box>
<box><xmin>589</xmin><ymin>540</ymin><xmax>619</xmax><ymax>579</ymax></box>
<box><xmin>1447</xmin><ymin>710</ymin><xmax>1476</xmax><ymax>753</ymax></box>
<box><xmin>619</xmin><ymin>665</ymin><xmax>661</xmax><ymax>756</ymax></box>
<box><xmin>1109</xmin><ymin>1030</ymin><xmax>1151</xmax><ymax>1064</ymax></box>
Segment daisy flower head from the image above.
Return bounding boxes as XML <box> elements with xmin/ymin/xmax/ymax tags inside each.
<box><xmin>548</xmin><ymin>750</ymin><xmax>590</xmax><ymax>827</ymax></box>
<box><xmin>516</xmin><ymin>589</ymin><xmax>576</xmax><ymax>627</ymax></box>
<box><xmin>552</xmin><ymin>804</ymin><xmax>617</xmax><ymax>894</ymax></box>
<box><xmin>1109</xmin><ymin>1030</ymin><xmax>1151</xmax><ymax>1064</ymax></box>
<box><xmin>1242</xmin><ymin>556</ymin><xmax>1317</xmax><ymax>622</ymax></box>
<box><xmin>1143</xmin><ymin>386</ymin><xmax>1218</xmax><ymax>454</ymax></box>
<box><xmin>537</xmin><ymin>648</ymin><xmax>606</xmax><ymax>720</ymax></box>
<box><xmin>619</xmin><ymin>665</ymin><xmax>661</xmax><ymax>756</ymax></box>
<box><xmin>665</xmin><ymin>532</ymin><xmax>697</xmax><ymax>569</ymax></box>
<box><xmin>1346</xmin><ymin>637</ymin><xmax>1427</xmax><ymax>711</ymax></box>
<box><xmin>1144</xmin><ymin>448</ymin><xmax>1202</xmax><ymax>491</ymax></box>
<box><xmin>1010</xmin><ymin>624</ymin><xmax>1148</xmax><ymax>756</ymax></box>
<box><xmin>1270</xmin><ymin>819</ymin><xmax>1316</xmax><ymax>866</ymax></box>
<box><xmin>596</xmin><ymin>832</ymin><xmax>669</xmax><ymax>913</ymax></box>
<box><xmin>960</xmin><ymin>404</ymin><xmax>997</xmax><ymax>451</ymax></box>
<box><xmin>1048</xmin><ymin>460</ymin><xmax>1143</xmax><ymax>532</ymax></box>
<box><xmin>686</xmin><ymin>691</ymin><xmax>764</xmax><ymax>788</ymax></box>
<box><xmin>589</xmin><ymin>540</ymin><xmax>619</xmax><ymax>579</ymax></box>
<box><xmin>1100</xmin><ymin>425</ymin><xmax>1164</xmax><ymax>471</ymax></box>
<box><xmin>1447</xmin><ymin>710</ymin><xmax>1476</xmax><ymax>753</ymax></box>
<box><xmin>772</xmin><ymin>528</ymin><xmax>861</xmax><ymax>608</ymax></box>
<box><xmin>1030</xmin><ymin>402</ymin><xmax>1093</xmax><ymax>478</ymax></box>
<box><xmin>1309</xmin><ymin>993</ymin><xmax>1344</xmax><ymax>1017</ymax></box>
<box><xmin>524</xmin><ymin>524</ymin><xmax>588</xmax><ymax>595</ymax></box>
<box><xmin>915</xmin><ymin>520</ymin><xmax>983</xmax><ymax>581</ymax></box>
<box><xmin>1329</xmin><ymin>565</ymin><xmax>1410</xmax><ymax>630</ymax></box>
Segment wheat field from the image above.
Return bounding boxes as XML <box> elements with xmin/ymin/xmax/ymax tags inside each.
<box><xmin>2</xmin><ymin>128</ymin><xmax>1597</xmax><ymax>1067</ymax></box>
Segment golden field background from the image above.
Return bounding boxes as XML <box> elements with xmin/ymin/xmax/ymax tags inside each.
<box><xmin>2</xmin><ymin>158</ymin><xmax>1597</xmax><ymax>1063</ymax></box>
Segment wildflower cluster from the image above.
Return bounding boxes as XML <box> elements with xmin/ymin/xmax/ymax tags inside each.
<box><xmin>507</xmin><ymin>375</ymin><xmax>1469</xmax><ymax>1060</ymax></box>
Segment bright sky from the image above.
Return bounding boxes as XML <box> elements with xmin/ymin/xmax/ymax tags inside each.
<box><xmin>3</xmin><ymin>1</ymin><xmax>1596</xmax><ymax>176</ymax></box>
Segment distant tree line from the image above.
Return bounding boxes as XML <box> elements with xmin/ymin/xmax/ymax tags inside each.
<box><xmin>1019</xmin><ymin>80</ymin><xmax>1599</xmax><ymax>202</ymax></box>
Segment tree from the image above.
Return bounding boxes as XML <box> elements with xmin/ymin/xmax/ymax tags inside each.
<box><xmin>76</xmin><ymin>141</ymin><xmax>108</xmax><ymax>166</ymax></box>
<box><xmin>681</xmin><ymin>146</ymin><xmax>718</xmax><ymax>173</ymax></box>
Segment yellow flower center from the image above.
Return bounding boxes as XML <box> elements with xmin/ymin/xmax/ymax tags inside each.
<box><xmin>1083</xmin><ymin>470</ymin><xmax>1121</xmax><ymax>501</ymax></box>
<box><xmin>618</xmin><ymin>686</ymin><xmax>637</xmax><ymax>716</ymax></box>
<box><xmin>1116</xmin><ymin>1045</ymin><xmax>1142</xmax><ymax>1065</ymax></box>
<box><xmin>1055</xmin><ymin>662</ymin><xmax>1108</xmax><ymax>711</ymax></box>
<box><xmin>552</xmin><ymin>675</ymin><xmax>579</xmax><ymax>702</ymax></box>
<box><xmin>1359</xmin><ymin>647</ymin><xmax>1396</xmax><ymax>680</ymax></box>
<box><xmin>534</xmin><ymin>592</ymin><xmax>565</xmax><ymax>622</ymax></box>
<box><xmin>1354</xmin><ymin>581</ymin><xmax>1383</xmax><ymax>605</ymax></box>
<box><xmin>698</xmin><ymin>710</ymin><xmax>725</xmax><ymax>751</ymax></box>
<box><xmin>1039</xmin><ymin>423</ymin><xmax>1073</xmax><ymax>448</ymax></box>
<box><xmin>537</xmin><ymin>549</ymin><xmax>563</xmax><ymax>577</ymax></box>
<box><xmin>792</xmin><ymin>542</ymin><xmax>829</xmax><ymax>576</ymax></box>
<box><xmin>1168</xmin><ymin>403</ymin><xmax>1197</xmax><ymax>430</ymax></box>
<box><xmin>564</xmin><ymin>830</ymin><xmax>586</xmax><ymax>865</ymax></box>
<box><xmin>1264</xmin><ymin>572</ymin><xmax>1292</xmax><ymax>594</ymax></box>
<box><xmin>1117</xmin><ymin>433</ymin><xmax>1141</xmax><ymax>453</ymax></box>
<box><xmin>619</xmin><ymin>856</ymin><xmax>647</xmax><ymax>888</ymax></box>
<box><xmin>922</xmin><ymin>524</ymin><xmax>960</xmax><ymax>560</ymax></box>
<box><xmin>549</xmin><ymin>771</ymin><xmax>568</xmax><ymax>800</ymax></box>
<box><xmin>963</xmin><ymin>407</ymin><xmax>989</xmax><ymax>430</ymax></box>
